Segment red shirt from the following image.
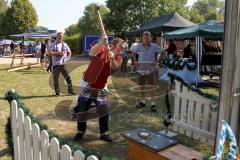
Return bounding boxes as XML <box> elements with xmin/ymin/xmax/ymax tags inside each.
<box><xmin>89</xmin><ymin>48</ymin><xmax>110</xmax><ymax>89</ymax></box>
<box><xmin>85</xmin><ymin>47</ymin><xmax>121</xmax><ymax>89</ymax></box>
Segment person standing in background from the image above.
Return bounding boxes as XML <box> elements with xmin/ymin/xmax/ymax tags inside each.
<box><xmin>40</xmin><ymin>40</ymin><xmax>48</xmax><ymax>70</ymax></box>
<box><xmin>183</xmin><ymin>44</ymin><xmax>193</xmax><ymax>58</ymax></box>
<box><xmin>46</xmin><ymin>39</ymin><xmax>54</xmax><ymax>72</ymax></box>
<box><xmin>27</xmin><ymin>42</ymin><xmax>34</xmax><ymax>55</ymax></box>
<box><xmin>121</xmin><ymin>38</ymin><xmax>129</xmax><ymax>72</ymax></box>
<box><xmin>130</xmin><ymin>38</ymin><xmax>139</xmax><ymax>72</ymax></box>
<box><xmin>10</xmin><ymin>42</ymin><xmax>15</xmax><ymax>55</ymax></box>
<box><xmin>165</xmin><ymin>39</ymin><xmax>177</xmax><ymax>59</ymax></box>
<box><xmin>48</xmin><ymin>32</ymin><xmax>75</xmax><ymax>96</ymax></box>
<box><xmin>35</xmin><ymin>42</ymin><xmax>41</xmax><ymax>63</ymax></box>
<box><xmin>19</xmin><ymin>42</ymin><xmax>24</xmax><ymax>53</ymax></box>
<box><xmin>133</xmin><ymin>31</ymin><xmax>166</xmax><ymax>112</ymax></box>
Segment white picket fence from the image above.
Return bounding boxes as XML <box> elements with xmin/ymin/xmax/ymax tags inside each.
<box><xmin>10</xmin><ymin>100</ymin><xmax>98</xmax><ymax>160</ymax></box>
<box><xmin>171</xmin><ymin>80</ymin><xmax>218</xmax><ymax>145</ymax></box>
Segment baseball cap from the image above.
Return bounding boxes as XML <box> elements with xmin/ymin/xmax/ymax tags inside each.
<box><xmin>142</xmin><ymin>31</ymin><xmax>151</xmax><ymax>36</ymax></box>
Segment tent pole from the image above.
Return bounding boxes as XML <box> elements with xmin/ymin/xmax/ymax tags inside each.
<box><xmin>161</xmin><ymin>31</ymin><xmax>164</xmax><ymax>48</ymax></box>
<box><xmin>199</xmin><ymin>37</ymin><xmax>203</xmax><ymax>74</ymax></box>
<box><xmin>195</xmin><ymin>36</ymin><xmax>199</xmax><ymax>87</ymax></box>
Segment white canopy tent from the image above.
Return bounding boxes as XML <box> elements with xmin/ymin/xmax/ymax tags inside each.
<box><xmin>0</xmin><ymin>39</ymin><xmax>13</xmax><ymax>45</ymax></box>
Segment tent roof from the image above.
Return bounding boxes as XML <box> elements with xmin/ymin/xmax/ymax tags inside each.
<box><xmin>164</xmin><ymin>20</ymin><xmax>224</xmax><ymax>39</ymax></box>
<box><xmin>9</xmin><ymin>33</ymin><xmax>57</xmax><ymax>38</ymax></box>
<box><xmin>127</xmin><ymin>12</ymin><xmax>196</xmax><ymax>36</ymax></box>
<box><xmin>0</xmin><ymin>39</ymin><xmax>13</xmax><ymax>45</ymax></box>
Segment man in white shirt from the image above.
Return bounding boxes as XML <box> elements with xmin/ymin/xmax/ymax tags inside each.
<box><xmin>48</xmin><ymin>32</ymin><xmax>75</xmax><ymax>96</ymax></box>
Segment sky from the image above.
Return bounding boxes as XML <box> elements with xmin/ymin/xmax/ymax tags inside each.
<box><xmin>10</xmin><ymin>0</ymin><xmax>197</xmax><ymax>32</ymax></box>
<box><xmin>28</xmin><ymin>0</ymin><xmax>106</xmax><ymax>32</ymax></box>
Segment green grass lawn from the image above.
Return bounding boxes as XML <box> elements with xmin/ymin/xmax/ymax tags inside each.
<box><xmin>0</xmin><ymin>60</ymin><xmax>214</xmax><ymax>159</ymax></box>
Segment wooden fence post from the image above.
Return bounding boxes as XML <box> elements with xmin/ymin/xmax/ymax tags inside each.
<box><xmin>216</xmin><ymin>0</ymin><xmax>240</xmax><ymax>153</ymax></box>
<box><xmin>11</xmin><ymin>100</ymin><xmax>20</xmax><ymax>160</ymax></box>
<box><xmin>41</xmin><ymin>130</ymin><xmax>50</xmax><ymax>159</ymax></box>
<box><xmin>60</xmin><ymin>145</ymin><xmax>72</xmax><ymax>160</ymax></box>
<box><xmin>24</xmin><ymin>116</ymin><xmax>33</xmax><ymax>160</ymax></box>
<box><xmin>74</xmin><ymin>150</ymin><xmax>85</xmax><ymax>160</ymax></box>
<box><xmin>32</xmin><ymin>123</ymin><xmax>41</xmax><ymax>160</ymax></box>
<box><xmin>17</xmin><ymin>108</ymin><xmax>25</xmax><ymax>160</ymax></box>
<box><xmin>50</xmin><ymin>138</ymin><xmax>60</xmax><ymax>160</ymax></box>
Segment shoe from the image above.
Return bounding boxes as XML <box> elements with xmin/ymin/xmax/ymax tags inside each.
<box><xmin>100</xmin><ymin>134</ymin><xmax>113</xmax><ymax>142</ymax></box>
<box><xmin>73</xmin><ymin>132</ymin><xmax>85</xmax><ymax>141</ymax></box>
<box><xmin>136</xmin><ymin>101</ymin><xmax>146</xmax><ymax>109</ymax></box>
<box><xmin>151</xmin><ymin>105</ymin><xmax>157</xmax><ymax>112</ymax></box>
<box><xmin>56</xmin><ymin>93</ymin><xmax>60</xmax><ymax>96</ymax></box>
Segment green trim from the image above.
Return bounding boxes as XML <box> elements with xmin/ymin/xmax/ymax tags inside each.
<box><xmin>4</xmin><ymin>90</ymin><xmax>100</xmax><ymax>159</ymax></box>
<box><xmin>5</xmin><ymin>118</ymin><xmax>13</xmax><ymax>158</ymax></box>
<box><xmin>168</xmin><ymin>73</ymin><xmax>219</xmax><ymax>101</ymax></box>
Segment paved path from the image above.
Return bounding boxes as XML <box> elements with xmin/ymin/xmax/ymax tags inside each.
<box><xmin>0</xmin><ymin>55</ymin><xmax>88</xmax><ymax>65</ymax></box>
<box><xmin>0</xmin><ymin>56</ymin><xmax>38</xmax><ymax>64</ymax></box>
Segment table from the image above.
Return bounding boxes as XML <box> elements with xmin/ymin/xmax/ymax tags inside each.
<box><xmin>159</xmin><ymin>66</ymin><xmax>203</xmax><ymax>84</ymax></box>
<box><xmin>121</xmin><ymin>128</ymin><xmax>203</xmax><ymax>160</ymax></box>
<box><xmin>10</xmin><ymin>53</ymin><xmax>33</xmax><ymax>67</ymax></box>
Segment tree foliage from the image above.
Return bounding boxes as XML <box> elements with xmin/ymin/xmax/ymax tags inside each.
<box><xmin>157</xmin><ymin>0</ymin><xmax>188</xmax><ymax>17</ymax></box>
<box><xmin>0</xmin><ymin>0</ymin><xmax>8</xmax><ymax>36</ymax></box>
<box><xmin>189</xmin><ymin>7</ymin><xmax>205</xmax><ymax>23</ymax></box>
<box><xmin>105</xmin><ymin>0</ymin><xmax>188</xmax><ymax>35</ymax></box>
<box><xmin>64</xmin><ymin>0</ymin><xmax>224</xmax><ymax>36</ymax></box>
<box><xmin>192</xmin><ymin>0</ymin><xmax>224</xmax><ymax>21</ymax></box>
<box><xmin>64</xmin><ymin>34</ymin><xmax>81</xmax><ymax>54</ymax></box>
<box><xmin>38</xmin><ymin>26</ymin><xmax>48</xmax><ymax>30</ymax></box>
<box><xmin>106</xmin><ymin>0</ymin><xmax>158</xmax><ymax>35</ymax></box>
<box><xmin>0</xmin><ymin>0</ymin><xmax>7</xmax><ymax>20</ymax></box>
<box><xmin>2</xmin><ymin>0</ymin><xmax>38</xmax><ymax>35</ymax></box>
<box><xmin>65</xmin><ymin>24</ymin><xmax>80</xmax><ymax>36</ymax></box>
<box><xmin>77</xmin><ymin>3</ymin><xmax>109</xmax><ymax>35</ymax></box>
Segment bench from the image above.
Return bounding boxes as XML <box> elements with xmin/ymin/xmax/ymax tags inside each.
<box><xmin>10</xmin><ymin>52</ymin><xmax>33</xmax><ymax>67</ymax></box>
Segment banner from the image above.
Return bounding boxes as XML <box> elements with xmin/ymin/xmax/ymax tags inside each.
<box><xmin>83</xmin><ymin>35</ymin><xmax>114</xmax><ymax>53</ymax></box>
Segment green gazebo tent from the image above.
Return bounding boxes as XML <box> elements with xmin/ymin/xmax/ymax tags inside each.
<box><xmin>164</xmin><ymin>20</ymin><xmax>224</xmax><ymax>39</ymax></box>
<box><xmin>127</xmin><ymin>12</ymin><xmax>196</xmax><ymax>36</ymax></box>
<box><xmin>164</xmin><ymin>20</ymin><xmax>224</xmax><ymax>86</ymax></box>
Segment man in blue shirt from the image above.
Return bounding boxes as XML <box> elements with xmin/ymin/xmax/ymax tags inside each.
<box><xmin>132</xmin><ymin>31</ymin><xmax>166</xmax><ymax>112</ymax></box>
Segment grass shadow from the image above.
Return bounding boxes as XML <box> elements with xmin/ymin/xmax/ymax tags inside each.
<box><xmin>21</xmin><ymin>95</ymin><xmax>57</xmax><ymax>99</ymax></box>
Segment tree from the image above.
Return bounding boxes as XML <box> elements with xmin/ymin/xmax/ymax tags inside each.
<box><xmin>38</xmin><ymin>26</ymin><xmax>48</xmax><ymax>30</ymax></box>
<box><xmin>189</xmin><ymin>7</ymin><xmax>205</xmax><ymax>23</ymax></box>
<box><xmin>0</xmin><ymin>0</ymin><xmax>8</xmax><ymax>36</ymax></box>
<box><xmin>77</xmin><ymin>3</ymin><xmax>110</xmax><ymax>35</ymax></box>
<box><xmin>157</xmin><ymin>0</ymin><xmax>188</xmax><ymax>17</ymax></box>
<box><xmin>105</xmin><ymin>0</ymin><xmax>189</xmax><ymax>35</ymax></box>
<box><xmin>106</xmin><ymin>0</ymin><xmax>159</xmax><ymax>35</ymax></box>
<box><xmin>2</xmin><ymin>0</ymin><xmax>38</xmax><ymax>35</ymax></box>
<box><xmin>65</xmin><ymin>24</ymin><xmax>80</xmax><ymax>36</ymax></box>
<box><xmin>0</xmin><ymin>0</ymin><xmax>7</xmax><ymax>21</ymax></box>
<box><xmin>192</xmin><ymin>0</ymin><xmax>224</xmax><ymax>21</ymax></box>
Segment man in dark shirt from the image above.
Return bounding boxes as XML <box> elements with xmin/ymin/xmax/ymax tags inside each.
<box><xmin>165</xmin><ymin>39</ymin><xmax>177</xmax><ymax>59</ymax></box>
<box><xmin>10</xmin><ymin>42</ymin><xmax>15</xmax><ymax>55</ymax></box>
<box><xmin>40</xmin><ymin>40</ymin><xmax>48</xmax><ymax>70</ymax></box>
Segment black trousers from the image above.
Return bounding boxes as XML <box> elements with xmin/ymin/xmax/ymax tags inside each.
<box><xmin>52</xmin><ymin>64</ymin><xmax>73</xmax><ymax>94</ymax></box>
<box><xmin>46</xmin><ymin>56</ymin><xmax>52</xmax><ymax>72</ymax></box>
<box><xmin>77</xmin><ymin>95</ymin><xmax>109</xmax><ymax>135</ymax></box>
